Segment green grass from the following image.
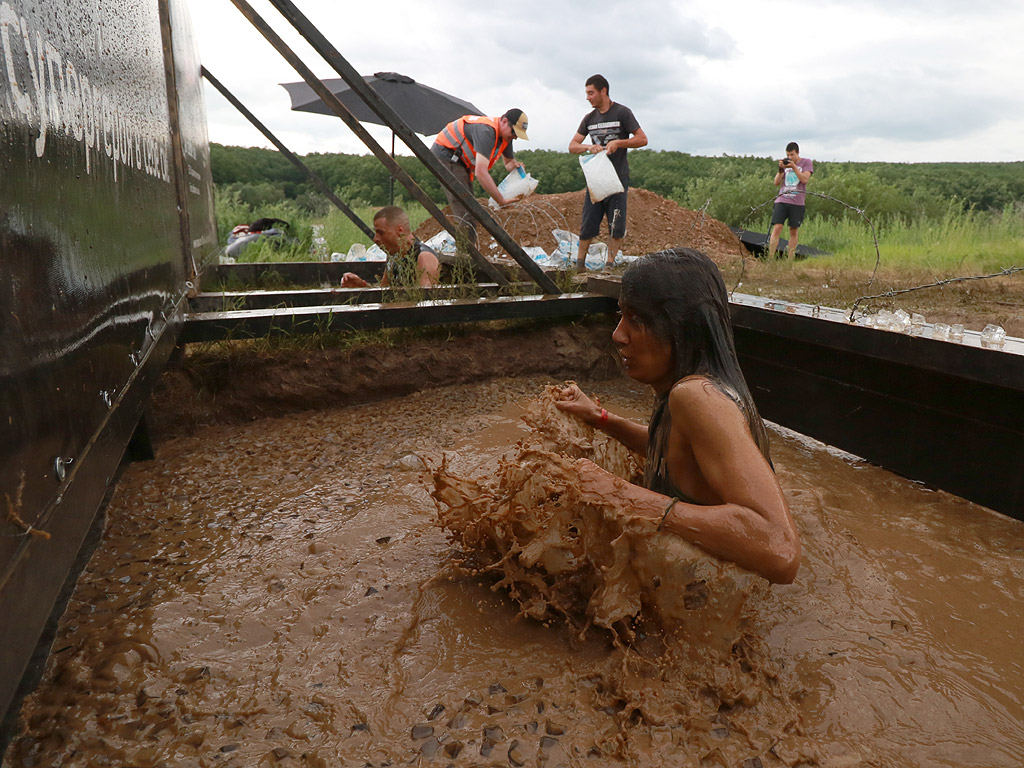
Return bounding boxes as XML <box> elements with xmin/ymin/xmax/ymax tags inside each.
<box><xmin>220</xmin><ymin>196</ymin><xmax>433</xmax><ymax>264</ymax></box>
<box><xmin>786</xmin><ymin>203</ymin><xmax>1024</xmax><ymax>274</ymax></box>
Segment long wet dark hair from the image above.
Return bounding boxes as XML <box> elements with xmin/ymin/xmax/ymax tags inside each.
<box><xmin>620</xmin><ymin>248</ymin><xmax>772</xmax><ymax>464</ymax></box>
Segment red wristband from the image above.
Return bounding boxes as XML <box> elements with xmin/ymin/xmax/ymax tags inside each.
<box><xmin>599</xmin><ymin>408</ymin><xmax>608</xmax><ymax>424</ymax></box>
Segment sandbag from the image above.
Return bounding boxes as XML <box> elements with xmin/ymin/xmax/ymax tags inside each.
<box><xmin>579</xmin><ymin>150</ymin><xmax>624</xmax><ymax>202</ymax></box>
<box><xmin>488</xmin><ymin>167</ymin><xmax>540</xmax><ymax>208</ymax></box>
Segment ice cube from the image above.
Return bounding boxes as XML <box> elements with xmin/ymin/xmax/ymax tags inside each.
<box><xmin>892</xmin><ymin>308</ymin><xmax>911</xmax><ymax>333</ymax></box>
<box><xmin>932</xmin><ymin>323</ymin><xmax>950</xmax><ymax>340</ymax></box>
<box><xmin>980</xmin><ymin>324</ymin><xmax>1006</xmax><ymax>348</ymax></box>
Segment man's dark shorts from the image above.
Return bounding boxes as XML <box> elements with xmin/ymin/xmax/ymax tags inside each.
<box><xmin>580</xmin><ymin>190</ymin><xmax>628</xmax><ymax>240</ymax></box>
<box><xmin>770</xmin><ymin>202</ymin><xmax>806</xmax><ymax>228</ymax></box>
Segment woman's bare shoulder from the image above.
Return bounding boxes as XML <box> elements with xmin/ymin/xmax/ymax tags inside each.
<box><xmin>668</xmin><ymin>376</ymin><xmax>745</xmax><ymax>426</ymax></box>
<box><xmin>670</xmin><ymin>375</ymin><xmax>735</xmax><ymax>403</ymax></box>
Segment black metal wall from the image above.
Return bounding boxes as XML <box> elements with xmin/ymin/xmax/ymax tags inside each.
<box><xmin>0</xmin><ymin>0</ymin><xmax>216</xmax><ymax>722</ymax></box>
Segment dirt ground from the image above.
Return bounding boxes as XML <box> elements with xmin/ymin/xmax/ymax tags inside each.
<box><xmin>150</xmin><ymin>319</ymin><xmax>620</xmax><ymax>442</ymax></box>
<box><xmin>415</xmin><ymin>190</ymin><xmax>1024</xmax><ymax>338</ymax></box>
<box><xmin>727</xmin><ymin>260</ymin><xmax>1024</xmax><ymax>338</ymax></box>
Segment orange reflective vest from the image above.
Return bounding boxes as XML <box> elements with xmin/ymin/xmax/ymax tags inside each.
<box><xmin>435</xmin><ymin>116</ymin><xmax>508</xmax><ymax>181</ymax></box>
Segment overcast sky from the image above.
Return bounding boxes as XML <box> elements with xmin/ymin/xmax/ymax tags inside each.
<box><xmin>187</xmin><ymin>0</ymin><xmax>1024</xmax><ymax>163</ymax></box>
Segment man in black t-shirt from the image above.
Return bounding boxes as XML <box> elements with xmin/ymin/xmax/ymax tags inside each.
<box><xmin>568</xmin><ymin>74</ymin><xmax>647</xmax><ymax>271</ymax></box>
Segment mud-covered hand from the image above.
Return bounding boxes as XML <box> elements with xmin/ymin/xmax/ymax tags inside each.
<box><xmin>573</xmin><ymin>458</ymin><xmax>664</xmax><ymax>523</ymax></box>
<box><xmin>341</xmin><ymin>272</ymin><xmax>369</xmax><ymax>288</ymax></box>
<box><xmin>555</xmin><ymin>382</ymin><xmax>602</xmax><ymax>425</ymax></box>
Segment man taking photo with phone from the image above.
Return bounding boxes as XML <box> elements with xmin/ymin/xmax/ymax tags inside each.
<box><xmin>768</xmin><ymin>142</ymin><xmax>814</xmax><ymax>258</ymax></box>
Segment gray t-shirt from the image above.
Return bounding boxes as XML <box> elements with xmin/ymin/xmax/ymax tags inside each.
<box><xmin>460</xmin><ymin>121</ymin><xmax>515</xmax><ymax>166</ymax></box>
<box><xmin>577</xmin><ymin>102</ymin><xmax>641</xmax><ymax>185</ymax></box>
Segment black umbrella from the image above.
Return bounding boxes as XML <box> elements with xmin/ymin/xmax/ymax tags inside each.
<box><xmin>281</xmin><ymin>71</ymin><xmax>482</xmax><ymax>135</ymax></box>
<box><xmin>281</xmin><ymin>72</ymin><xmax>482</xmax><ymax>203</ymax></box>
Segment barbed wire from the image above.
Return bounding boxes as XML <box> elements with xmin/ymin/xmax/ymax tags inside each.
<box><xmin>848</xmin><ymin>266</ymin><xmax>1024</xmax><ymax>321</ymax></box>
<box><xmin>691</xmin><ymin>197</ymin><xmax>712</xmax><ymax>230</ymax></box>
<box><xmin>490</xmin><ymin>198</ymin><xmax>572</xmax><ymax>254</ymax></box>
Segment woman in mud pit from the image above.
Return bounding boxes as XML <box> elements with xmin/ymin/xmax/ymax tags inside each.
<box><xmin>557</xmin><ymin>248</ymin><xmax>801</xmax><ymax>583</ymax></box>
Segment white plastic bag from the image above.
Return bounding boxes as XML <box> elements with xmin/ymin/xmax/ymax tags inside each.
<box><xmin>552</xmin><ymin>229</ymin><xmax>579</xmax><ymax>257</ymax></box>
<box><xmin>488</xmin><ymin>167</ymin><xmax>540</xmax><ymax>208</ymax></box>
<box><xmin>343</xmin><ymin>242</ymin><xmax>387</xmax><ymax>262</ymax></box>
<box><xmin>579</xmin><ymin>150</ymin><xmax>624</xmax><ymax>202</ymax></box>
<box><xmin>551</xmin><ymin>229</ymin><xmax>624</xmax><ymax>269</ymax></box>
<box><xmin>423</xmin><ymin>230</ymin><xmax>457</xmax><ymax>256</ymax></box>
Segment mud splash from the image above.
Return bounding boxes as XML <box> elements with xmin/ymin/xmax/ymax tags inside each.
<box><xmin>431</xmin><ymin>384</ymin><xmax>766</xmax><ymax>645</ymax></box>
<box><xmin>430</xmin><ymin>385</ymin><xmax>813</xmax><ymax>764</ymax></box>
<box><xmin>4</xmin><ymin>375</ymin><xmax>1022</xmax><ymax>768</ymax></box>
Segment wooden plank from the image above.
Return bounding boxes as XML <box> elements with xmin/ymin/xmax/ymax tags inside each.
<box><xmin>180</xmin><ymin>293</ymin><xmax>617</xmax><ymax>344</ymax></box>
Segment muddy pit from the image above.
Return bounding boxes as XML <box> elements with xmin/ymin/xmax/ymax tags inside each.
<box><xmin>4</xmin><ymin>329</ymin><xmax>1023</xmax><ymax>768</ymax></box>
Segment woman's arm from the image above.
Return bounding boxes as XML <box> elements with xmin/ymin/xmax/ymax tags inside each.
<box><xmin>662</xmin><ymin>380</ymin><xmax>800</xmax><ymax>583</ymax></box>
<box><xmin>573</xmin><ymin>380</ymin><xmax>800</xmax><ymax>584</ymax></box>
<box><xmin>555</xmin><ymin>383</ymin><xmax>649</xmax><ymax>454</ymax></box>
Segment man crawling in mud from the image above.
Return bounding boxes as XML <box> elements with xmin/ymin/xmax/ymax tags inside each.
<box><xmin>341</xmin><ymin>206</ymin><xmax>440</xmax><ymax>289</ymax></box>
<box><xmin>556</xmin><ymin>249</ymin><xmax>801</xmax><ymax>583</ymax></box>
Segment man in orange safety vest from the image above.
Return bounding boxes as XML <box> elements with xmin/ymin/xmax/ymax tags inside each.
<box><xmin>430</xmin><ymin>109</ymin><xmax>529</xmax><ymax>246</ymax></box>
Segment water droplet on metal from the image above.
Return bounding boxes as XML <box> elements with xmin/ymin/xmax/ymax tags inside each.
<box><xmin>54</xmin><ymin>456</ymin><xmax>74</xmax><ymax>482</ymax></box>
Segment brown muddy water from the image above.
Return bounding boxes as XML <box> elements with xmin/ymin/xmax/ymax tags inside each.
<box><xmin>4</xmin><ymin>375</ymin><xmax>1022</xmax><ymax>768</ymax></box>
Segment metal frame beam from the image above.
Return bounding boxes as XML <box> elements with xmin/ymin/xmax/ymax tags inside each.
<box><xmin>254</xmin><ymin>0</ymin><xmax>561</xmax><ymax>294</ymax></box>
<box><xmin>180</xmin><ymin>293</ymin><xmax>616</xmax><ymax>344</ymax></box>
<box><xmin>158</xmin><ymin>0</ymin><xmax>196</xmax><ymax>281</ymax></box>
<box><xmin>189</xmin><ymin>283</ymin><xmax>511</xmax><ymax>312</ymax></box>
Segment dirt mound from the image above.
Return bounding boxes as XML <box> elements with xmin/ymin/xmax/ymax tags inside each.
<box><xmin>414</xmin><ymin>188</ymin><xmax>747</xmax><ymax>262</ymax></box>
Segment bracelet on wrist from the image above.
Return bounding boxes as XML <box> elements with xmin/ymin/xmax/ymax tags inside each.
<box><xmin>598</xmin><ymin>408</ymin><xmax>608</xmax><ymax>424</ymax></box>
<box><xmin>658</xmin><ymin>497</ymin><xmax>679</xmax><ymax>531</ymax></box>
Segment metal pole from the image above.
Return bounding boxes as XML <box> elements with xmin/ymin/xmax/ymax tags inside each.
<box><xmin>389</xmin><ymin>132</ymin><xmax>396</xmax><ymax>206</ymax></box>
<box><xmin>201</xmin><ymin>66</ymin><xmax>376</xmax><ymax>242</ymax></box>
<box><xmin>226</xmin><ymin>0</ymin><xmax>511</xmax><ymax>287</ymax></box>
<box><xmin>263</xmin><ymin>0</ymin><xmax>561</xmax><ymax>295</ymax></box>
<box><xmin>157</xmin><ymin>0</ymin><xmax>195</xmax><ymax>282</ymax></box>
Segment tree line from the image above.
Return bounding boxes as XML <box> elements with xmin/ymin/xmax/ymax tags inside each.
<box><xmin>210</xmin><ymin>143</ymin><xmax>1024</xmax><ymax>228</ymax></box>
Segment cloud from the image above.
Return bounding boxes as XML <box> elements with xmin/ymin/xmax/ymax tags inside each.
<box><xmin>190</xmin><ymin>0</ymin><xmax>1024</xmax><ymax>162</ymax></box>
